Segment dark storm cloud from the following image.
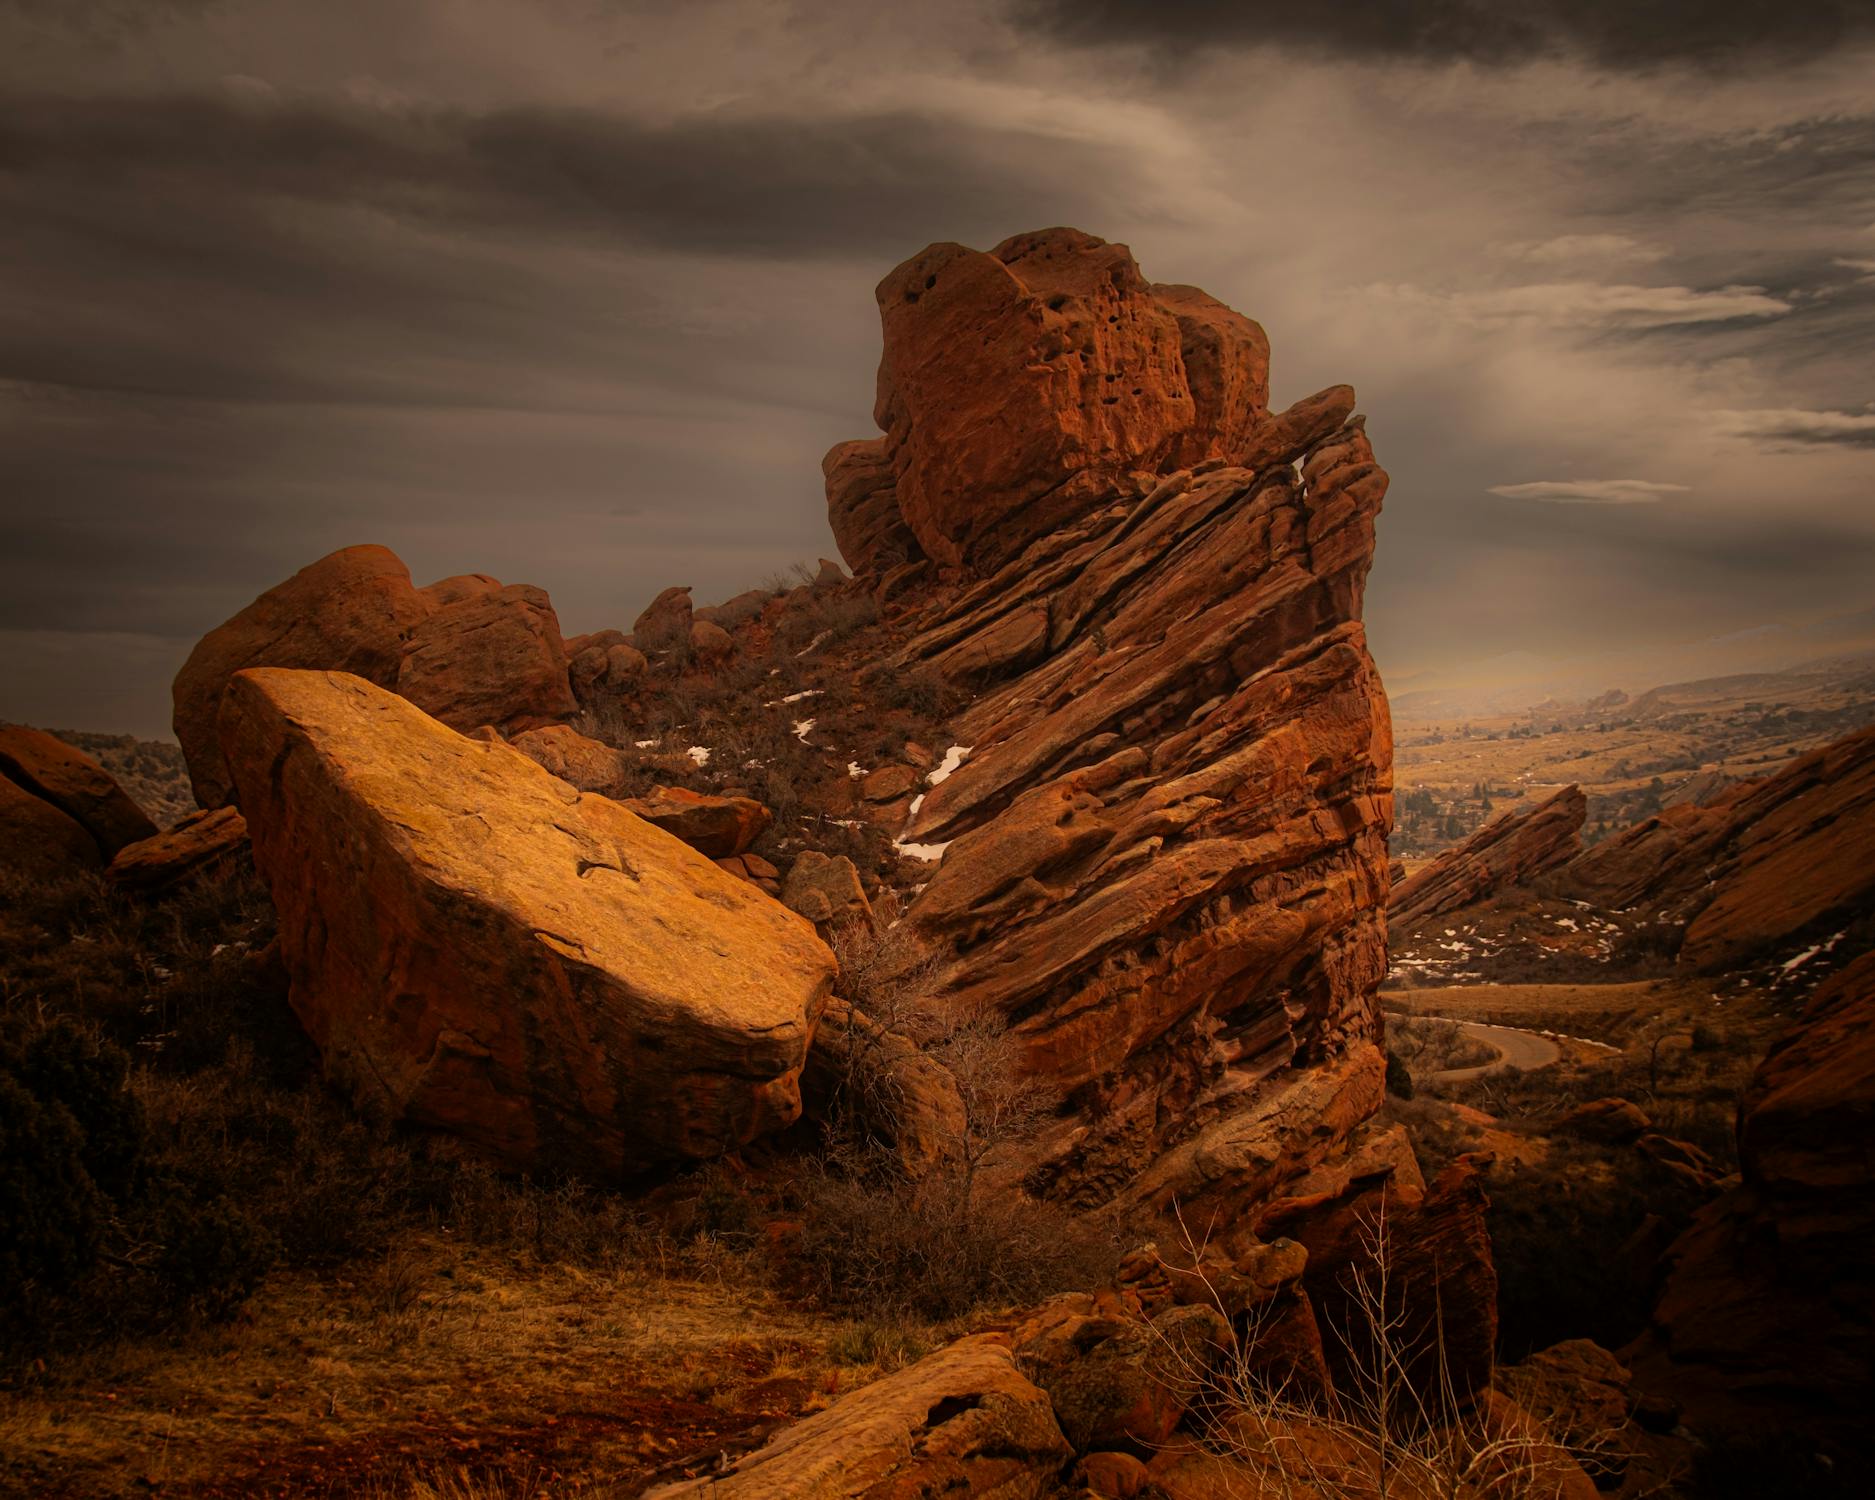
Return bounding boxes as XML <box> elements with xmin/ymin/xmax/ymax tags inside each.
<box><xmin>1012</xmin><ymin>0</ymin><xmax>1875</xmax><ymax>71</ymax></box>
<box><xmin>0</xmin><ymin>90</ymin><xmax>1134</xmax><ymax>263</ymax></box>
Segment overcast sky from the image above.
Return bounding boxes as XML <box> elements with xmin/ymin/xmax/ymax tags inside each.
<box><xmin>4</xmin><ymin>0</ymin><xmax>1874</xmax><ymax>736</ymax></box>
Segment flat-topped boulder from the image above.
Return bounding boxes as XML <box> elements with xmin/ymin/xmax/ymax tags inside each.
<box><xmin>218</xmin><ymin>668</ymin><xmax>834</xmax><ymax>1176</ymax></box>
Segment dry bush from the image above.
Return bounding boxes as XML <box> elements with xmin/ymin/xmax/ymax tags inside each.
<box><xmin>1172</xmin><ymin>1210</ymin><xmax>1622</xmax><ymax>1499</ymax></box>
<box><xmin>0</xmin><ymin>865</ymin><xmax>669</xmax><ymax>1352</ymax></box>
<box><xmin>796</xmin><ymin>908</ymin><xmax>1110</xmax><ymax>1319</ymax></box>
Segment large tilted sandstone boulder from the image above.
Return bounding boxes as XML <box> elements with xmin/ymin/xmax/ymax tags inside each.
<box><xmin>0</xmin><ymin>725</ymin><xmax>158</xmax><ymax>858</ymax></box>
<box><xmin>1630</xmin><ymin>950</ymin><xmax>1875</xmax><ymax>1453</ymax></box>
<box><xmin>822</xmin><ymin>230</ymin><xmax>1393</xmax><ymax>1225</ymax></box>
<box><xmin>1559</xmin><ymin>722</ymin><xmax>1875</xmax><ymax>970</ymax></box>
<box><xmin>647</xmin><ymin>1335</ymin><xmax>1071</xmax><ymax>1498</ymax></box>
<box><xmin>217</xmin><ymin>668</ymin><xmax>834</xmax><ymax>1175</ymax></box>
<box><xmin>173</xmin><ymin>545</ymin><xmax>579</xmax><ymax>808</ymax></box>
<box><xmin>1389</xmin><ymin>783</ymin><xmax>1586</xmax><ymax>930</ymax></box>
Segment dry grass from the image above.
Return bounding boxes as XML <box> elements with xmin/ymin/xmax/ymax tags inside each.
<box><xmin>1157</xmin><ymin>1211</ymin><xmax>1624</xmax><ymax>1500</ymax></box>
<box><xmin>0</xmin><ymin>1229</ymin><xmax>938</xmax><ymax>1497</ymax></box>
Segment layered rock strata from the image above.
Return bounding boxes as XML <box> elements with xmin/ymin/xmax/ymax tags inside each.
<box><xmin>1390</xmin><ymin>784</ymin><xmax>1587</xmax><ymax>929</ymax></box>
<box><xmin>825</xmin><ymin>229</ymin><xmax>1393</xmax><ymax>1223</ymax></box>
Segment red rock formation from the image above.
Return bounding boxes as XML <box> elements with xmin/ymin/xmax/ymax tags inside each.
<box><xmin>619</xmin><ymin>786</ymin><xmax>771</xmax><ymax>859</ymax></box>
<box><xmin>1631</xmin><ymin>951</ymin><xmax>1875</xmax><ymax>1452</ymax></box>
<box><xmin>506</xmin><ymin>725</ymin><xmax>634</xmax><ymax>794</ymax></box>
<box><xmin>173</xmin><ymin>545</ymin><xmax>580</xmax><ymax>807</ymax></box>
<box><xmin>218</xmin><ymin>668</ymin><xmax>834</xmax><ymax>1176</ymax></box>
<box><xmin>394</xmin><ymin>583</ymin><xmax>576</xmax><ymax>731</ymax></box>
<box><xmin>646</xmin><ymin>1335</ymin><xmax>1071</xmax><ymax>1498</ymax></box>
<box><xmin>822</xmin><ymin>229</ymin><xmax>1393</xmax><ymax>1226</ymax></box>
<box><xmin>106</xmin><ymin>807</ymin><xmax>249</xmax><ymax>896</ymax></box>
<box><xmin>0</xmin><ymin>772</ymin><xmax>100</xmax><ymax>878</ymax></box>
<box><xmin>857</xmin><ymin>228</ymin><xmax>1275</xmax><ymax>571</ymax></box>
<box><xmin>1562</xmin><ymin>723</ymin><xmax>1875</xmax><ymax>970</ymax></box>
<box><xmin>1389</xmin><ymin>784</ymin><xmax>1586</xmax><ymax>930</ymax></box>
<box><xmin>632</xmin><ymin>585</ymin><xmax>693</xmax><ymax>651</ymax></box>
<box><xmin>0</xmin><ymin>725</ymin><xmax>156</xmax><ymax>858</ymax></box>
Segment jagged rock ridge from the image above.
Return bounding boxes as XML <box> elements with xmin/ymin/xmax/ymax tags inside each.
<box><xmin>1390</xmin><ymin>784</ymin><xmax>1587</xmax><ymax>930</ymax></box>
<box><xmin>826</xmin><ymin>228</ymin><xmax>1394</xmax><ymax>1222</ymax></box>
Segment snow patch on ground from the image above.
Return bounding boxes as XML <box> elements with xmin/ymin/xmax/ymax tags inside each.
<box><xmin>686</xmin><ymin>746</ymin><xmax>710</xmax><ymax>767</ymax></box>
<box><xmin>847</xmin><ymin>762</ymin><xmax>867</xmax><ymax>779</ymax></box>
<box><xmin>894</xmin><ymin>840</ymin><xmax>950</xmax><ymax>862</ymax></box>
<box><xmin>792</xmin><ymin>719</ymin><xmax>816</xmax><ymax>743</ymax></box>
<box><xmin>927</xmin><ymin>744</ymin><xmax>973</xmax><ymax>786</ymax></box>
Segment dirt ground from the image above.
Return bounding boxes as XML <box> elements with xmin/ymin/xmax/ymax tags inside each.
<box><xmin>0</xmin><ymin>1237</ymin><xmax>921</xmax><ymax>1499</ymax></box>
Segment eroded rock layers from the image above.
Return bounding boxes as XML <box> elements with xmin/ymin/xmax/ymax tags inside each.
<box><xmin>826</xmin><ymin>228</ymin><xmax>1393</xmax><ymax>1223</ymax></box>
<box><xmin>1390</xmin><ymin>783</ymin><xmax>1587</xmax><ymax>930</ymax></box>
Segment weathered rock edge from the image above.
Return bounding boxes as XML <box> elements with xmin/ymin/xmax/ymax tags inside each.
<box><xmin>218</xmin><ymin>667</ymin><xmax>834</xmax><ymax>1176</ymax></box>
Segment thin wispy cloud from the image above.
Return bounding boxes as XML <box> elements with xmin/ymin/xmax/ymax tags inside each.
<box><xmin>1375</xmin><ymin>281</ymin><xmax>1792</xmax><ymax>329</ymax></box>
<box><xmin>1489</xmin><ymin>480</ymin><xmax>1691</xmax><ymax>505</ymax></box>
<box><xmin>1714</xmin><ymin>407</ymin><xmax>1875</xmax><ymax>448</ymax></box>
<box><xmin>1490</xmin><ymin>234</ymin><xmax>1667</xmax><ymax>265</ymax></box>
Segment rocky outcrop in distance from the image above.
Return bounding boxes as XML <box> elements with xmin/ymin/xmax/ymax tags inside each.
<box><xmin>218</xmin><ymin>668</ymin><xmax>835</xmax><ymax>1177</ymax></box>
<box><xmin>1563</xmin><ymin>721</ymin><xmax>1875</xmax><ymax>971</ymax></box>
<box><xmin>1389</xmin><ymin>784</ymin><xmax>1586</xmax><ymax>930</ymax></box>
<box><xmin>825</xmin><ymin>228</ymin><xmax>1393</xmax><ymax>1225</ymax></box>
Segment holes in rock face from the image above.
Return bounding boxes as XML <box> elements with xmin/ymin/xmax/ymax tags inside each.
<box><xmin>926</xmin><ymin>1394</ymin><xmax>982</xmax><ymax>1426</ymax></box>
<box><xmin>904</xmin><ymin>290</ymin><xmax>920</xmax><ymax>304</ymax></box>
<box><xmin>1102</xmin><ymin>396</ymin><xmax>1119</xmax><ymax>405</ymax></box>
<box><xmin>925</xmin><ymin>273</ymin><xmax>937</xmax><ymax>289</ymax></box>
<box><xmin>1047</xmin><ymin>294</ymin><xmax>1068</xmax><ymax>311</ymax></box>
<box><xmin>1132</xmin><ymin>387</ymin><xmax>1143</xmax><ymax>396</ymax></box>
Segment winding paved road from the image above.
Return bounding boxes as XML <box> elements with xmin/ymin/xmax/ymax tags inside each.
<box><xmin>1430</xmin><ymin>1020</ymin><xmax>1563</xmax><ymax>1084</ymax></box>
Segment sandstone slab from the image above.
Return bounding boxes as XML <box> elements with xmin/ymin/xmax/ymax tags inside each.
<box><xmin>646</xmin><ymin>1335</ymin><xmax>1070</xmax><ymax>1498</ymax></box>
<box><xmin>620</xmin><ymin>786</ymin><xmax>771</xmax><ymax>859</ymax></box>
<box><xmin>218</xmin><ymin>668</ymin><xmax>833</xmax><ymax>1175</ymax></box>
<box><xmin>106</xmin><ymin>807</ymin><xmax>250</xmax><ymax>896</ymax></box>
